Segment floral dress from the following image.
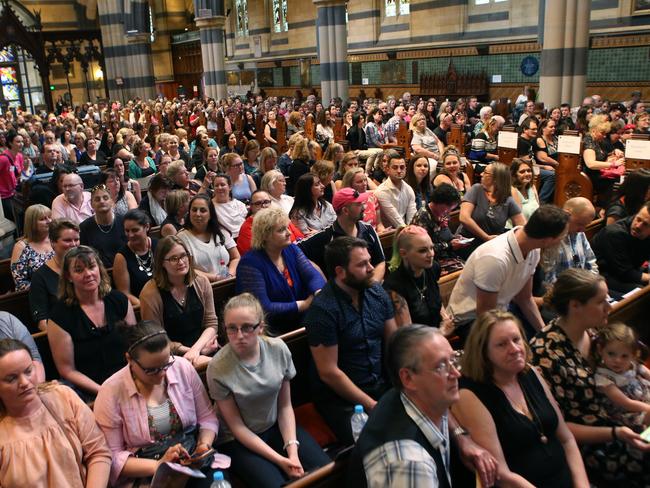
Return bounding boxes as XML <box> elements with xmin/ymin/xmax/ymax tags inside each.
<box><xmin>595</xmin><ymin>364</ymin><xmax>650</xmax><ymax>431</ymax></box>
<box><xmin>10</xmin><ymin>242</ymin><xmax>54</xmax><ymax>292</ymax></box>
<box><xmin>531</xmin><ymin>319</ymin><xmax>650</xmax><ymax>486</ymax></box>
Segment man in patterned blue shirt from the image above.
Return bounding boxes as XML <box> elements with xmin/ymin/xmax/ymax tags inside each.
<box><xmin>304</xmin><ymin>236</ymin><xmax>397</xmax><ymax>445</ymax></box>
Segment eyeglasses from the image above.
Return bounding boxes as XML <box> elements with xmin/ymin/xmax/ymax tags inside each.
<box><xmin>133</xmin><ymin>355</ymin><xmax>176</xmax><ymax>375</ymax></box>
<box><xmin>163</xmin><ymin>252</ymin><xmax>189</xmax><ymax>264</ymax></box>
<box><xmin>251</xmin><ymin>199</ymin><xmax>272</xmax><ymax>207</ymax></box>
<box><xmin>430</xmin><ymin>351</ymin><xmax>463</xmax><ymax>377</ymax></box>
<box><xmin>225</xmin><ymin>322</ymin><xmax>261</xmax><ymax>336</ymax></box>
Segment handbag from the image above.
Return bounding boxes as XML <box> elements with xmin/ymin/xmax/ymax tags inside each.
<box><xmin>600</xmin><ymin>164</ymin><xmax>625</xmax><ymax>179</ymax></box>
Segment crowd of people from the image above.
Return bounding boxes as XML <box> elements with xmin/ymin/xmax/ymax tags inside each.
<box><xmin>0</xmin><ymin>86</ymin><xmax>649</xmax><ymax>487</ymax></box>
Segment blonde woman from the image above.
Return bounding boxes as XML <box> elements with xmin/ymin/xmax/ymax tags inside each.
<box><xmin>10</xmin><ymin>204</ymin><xmax>54</xmax><ymax>291</ymax></box>
<box><xmin>410</xmin><ymin>112</ymin><xmax>444</xmax><ymax>165</ymax></box>
<box><xmin>310</xmin><ymin>159</ymin><xmax>336</xmax><ymax>203</ymax></box>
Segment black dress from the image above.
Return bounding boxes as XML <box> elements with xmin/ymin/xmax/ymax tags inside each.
<box><xmin>159</xmin><ymin>285</ymin><xmax>205</xmax><ymax>348</ymax></box>
<box><xmin>28</xmin><ymin>264</ymin><xmax>60</xmax><ymax>332</ymax></box>
<box><xmin>116</xmin><ymin>239</ymin><xmax>158</xmax><ymax>297</ymax></box>
<box><xmin>460</xmin><ymin>369</ymin><xmax>573</xmax><ymax>488</ymax></box>
<box><xmin>383</xmin><ymin>262</ymin><xmax>442</xmax><ymax>328</ymax></box>
<box><xmin>49</xmin><ymin>290</ymin><xmax>129</xmax><ymax>385</ymax></box>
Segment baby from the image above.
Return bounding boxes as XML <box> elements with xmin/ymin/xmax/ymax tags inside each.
<box><xmin>594</xmin><ymin>322</ymin><xmax>650</xmax><ymax>431</ymax></box>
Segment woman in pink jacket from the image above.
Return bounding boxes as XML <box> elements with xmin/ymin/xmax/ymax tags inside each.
<box><xmin>94</xmin><ymin>320</ymin><xmax>229</xmax><ymax>487</ymax></box>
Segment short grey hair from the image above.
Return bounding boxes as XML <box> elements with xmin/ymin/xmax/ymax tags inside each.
<box><xmin>260</xmin><ymin>169</ymin><xmax>284</xmax><ymax>193</ymax></box>
<box><xmin>386</xmin><ymin>324</ymin><xmax>443</xmax><ymax>390</ymax></box>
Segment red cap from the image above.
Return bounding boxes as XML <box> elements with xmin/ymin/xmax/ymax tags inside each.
<box><xmin>332</xmin><ymin>188</ymin><xmax>369</xmax><ymax>212</ymax></box>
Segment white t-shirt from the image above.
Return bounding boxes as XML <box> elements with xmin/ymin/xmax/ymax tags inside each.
<box><xmin>271</xmin><ymin>194</ymin><xmax>294</xmax><ymax>216</ymax></box>
<box><xmin>213</xmin><ymin>199</ymin><xmax>247</xmax><ymax>238</ymax></box>
<box><xmin>177</xmin><ymin>229</ymin><xmax>236</xmax><ymax>276</ymax></box>
<box><xmin>447</xmin><ymin>228</ymin><xmax>539</xmax><ymax>323</ymax></box>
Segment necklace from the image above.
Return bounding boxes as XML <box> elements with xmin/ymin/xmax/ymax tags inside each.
<box><xmin>171</xmin><ymin>287</ymin><xmax>187</xmax><ymax>306</ymax></box>
<box><xmin>134</xmin><ymin>246</ymin><xmax>153</xmax><ymax>277</ymax></box>
<box><xmin>411</xmin><ymin>271</ymin><xmax>427</xmax><ymax>301</ymax></box>
<box><xmin>95</xmin><ymin>216</ymin><xmax>115</xmax><ymax>234</ymax></box>
<box><xmin>500</xmin><ymin>381</ymin><xmax>548</xmax><ymax>444</ymax></box>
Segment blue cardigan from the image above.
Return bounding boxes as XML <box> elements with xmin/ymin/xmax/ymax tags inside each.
<box><xmin>235</xmin><ymin>244</ymin><xmax>326</xmax><ymax>334</ymax></box>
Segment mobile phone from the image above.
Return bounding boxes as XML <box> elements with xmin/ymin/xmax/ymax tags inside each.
<box><xmin>456</xmin><ymin>237</ymin><xmax>474</xmax><ymax>245</ymax></box>
<box><xmin>180</xmin><ymin>448</ymin><xmax>216</xmax><ymax>466</ymax></box>
<box><xmin>641</xmin><ymin>426</ymin><xmax>650</xmax><ymax>443</ymax></box>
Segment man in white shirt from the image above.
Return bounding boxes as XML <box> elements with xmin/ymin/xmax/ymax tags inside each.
<box><xmin>447</xmin><ymin>205</ymin><xmax>569</xmax><ymax>342</ymax></box>
<box><xmin>375</xmin><ymin>155</ymin><xmax>416</xmax><ymax>228</ymax></box>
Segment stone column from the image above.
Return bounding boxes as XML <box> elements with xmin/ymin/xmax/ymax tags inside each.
<box><xmin>538</xmin><ymin>0</ymin><xmax>590</xmax><ymax>108</ymax></box>
<box><xmin>97</xmin><ymin>0</ymin><xmax>155</xmax><ymax>100</ymax></box>
<box><xmin>194</xmin><ymin>0</ymin><xmax>227</xmax><ymax>100</ymax></box>
<box><xmin>315</xmin><ymin>0</ymin><xmax>348</xmax><ymax>104</ymax></box>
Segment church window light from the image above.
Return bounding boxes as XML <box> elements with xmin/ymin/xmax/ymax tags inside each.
<box><xmin>236</xmin><ymin>0</ymin><xmax>249</xmax><ymax>36</ymax></box>
<box><xmin>273</xmin><ymin>0</ymin><xmax>288</xmax><ymax>33</ymax></box>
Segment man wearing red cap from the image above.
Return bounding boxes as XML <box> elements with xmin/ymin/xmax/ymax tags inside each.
<box><xmin>299</xmin><ymin>187</ymin><xmax>386</xmax><ymax>282</ymax></box>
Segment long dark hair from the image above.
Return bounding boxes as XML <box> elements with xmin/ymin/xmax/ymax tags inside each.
<box><xmin>290</xmin><ymin>173</ymin><xmax>323</xmax><ymax>219</ymax></box>
<box><xmin>100</xmin><ymin>168</ymin><xmax>125</xmax><ymax>201</ymax></box>
<box><xmin>613</xmin><ymin>168</ymin><xmax>650</xmax><ymax>216</ymax></box>
<box><xmin>405</xmin><ymin>155</ymin><xmax>430</xmax><ymax>199</ymax></box>
<box><xmin>185</xmin><ymin>193</ymin><xmax>228</xmax><ymax>245</ymax></box>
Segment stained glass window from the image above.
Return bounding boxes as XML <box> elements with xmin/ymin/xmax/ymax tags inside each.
<box><xmin>399</xmin><ymin>0</ymin><xmax>410</xmax><ymax>15</ymax></box>
<box><xmin>235</xmin><ymin>0</ymin><xmax>248</xmax><ymax>36</ymax></box>
<box><xmin>273</xmin><ymin>0</ymin><xmax>288</xmax><ymax>33</ymax></box>
<box><xmin>0</xmin><ymin>48</ymin><xmax>14</xmax><ymax>63</ymax></box>
<box><xmin>0</xmin><ymin>67</ymin><xmax>17</xmax><ymax>84</ymax></box>
<box><xmin>2</xmin><ymin>84</ymin><xmax>19</xmax><ymax>101</ymax></box>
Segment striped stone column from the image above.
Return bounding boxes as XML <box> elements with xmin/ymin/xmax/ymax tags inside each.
<box><xmin>97</xmin><ymin>0</ymin><xmax>155</xmax><ymax>100</ymax></box>
<box><xmin>194</xmin><ymin>0</ymin><xmax>227</xmax><ymax>100</ymax></box>
<box><xmin>538</xmin><ymin>0</ymin><xmax>590</xmax><ymax>107</ymax></box>
<box><xmin>315</xmin><ymin>0</ymin><xmax>348</xmax><ymax>104</ymax></box>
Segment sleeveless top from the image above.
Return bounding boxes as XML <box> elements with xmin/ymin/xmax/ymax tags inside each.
<box><xmin>117</xmin><ymin>239</ymin><xmax>158</xmax><ymax>297</ymax></box>
<box><xmin>266</xmin><ymin>123</ymin><xmax>277</xmax><ymax>141</ymax></box>
<box><xmin>49</xmin><ymin>290</ymin><xmax>129</xmax><ymax>385</ymax></box>
<box><xmin>460</xmin><ymin>369</ymin><xmax>573</xmax><ymax>488</ymax></box>
<box><xmin>159</xmin><ymin>285</ymin><xmax>205</xmax><ymax>347</ymax></box>
<box><xmin>114</xmin><ymin>194</ymin><xmax>130</xmax><ymax>218</ymax></box>
<box><xmin>11</xmin><ymin>242</ymin><xmax>54</xmax><ymax>292</ymax></box>
<box><xmin>231</xmin><ymin>174</ymin><xmax>253</xmax><ymax>202</ymax></box>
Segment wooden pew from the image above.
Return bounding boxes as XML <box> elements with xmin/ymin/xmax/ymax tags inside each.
<box><xmin>609</xmin><ymin>284</ymin><xmax>650</xmax><ymax>343</ymax></box>
<box><xmin>0</xmin><ymin>257</ymin><xmax>13</xmax><ymax>294</ymax></box>
<box><xmin>255</xmin><ymin>112</ymin><xmax>267</xmax><ymax>147</ymax></box>
<box><xmin>277</xmin><ymin>115</ymin><xmax>288</xmax><ymax>154</ymax></box>
<box><xmin>216</xmin><ymin>111</ymin><xmax>225</xmax><ymax>145</ymax></box>
<box><xmin>554</xmin><ymin>130</ymin><xmax>593</xmax><ymax>207</ymax></box>
<box><xmin>285</xmin><ymin>456</ymin><xmax>349</xmax><ymax>488</ymax></box>
<box><xmin>625</xmin><ymin>133</ymin><xmax>650</xmax><ymax>171</ymax></box>
<box><xmin>304</xmin><ymin>114</ymin><xmax>316</xmax><ymax>141</ymax></box>
<box><xmin>497</xmin><ymin>126</ymin><xmax>518</xmax><ymax>166</ymax></box>
<box><xmin>333</xmin><ymin>118</ymin><xmax>349</xmax><ymax>151</ymax></box>
<box><xmin>448</xmin><ymin>124</ymin><xmax>467</xmax><ymax>155</ymax></box>
<box><xmin>381</xmin><ymin>120</ymin><xmax>412</xmax><ymax>160</ymax></box>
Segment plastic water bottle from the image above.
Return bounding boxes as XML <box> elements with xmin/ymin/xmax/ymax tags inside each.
<box><xmin>210</xmin><ymin>471</ymin><xmax>231</xmax><ymax>488</ymax></box>
<box><xmin>350</xmin><ymin>404</ymin><xmax>368</xmax><ymax>442</ymax></box>
<box><xmin>217</xmin><ymin>259</ymin><xmax>229</xmax><ymax>279</ymax></box>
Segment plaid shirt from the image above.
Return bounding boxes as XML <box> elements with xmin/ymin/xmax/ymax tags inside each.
<box><xmin>365</xmin><ymin>122</ymin><xmax>386</xmax><ymax>148</ymax></box>
<box><xmin>542</xmin><ymin>231</ymin><xmax>598</xmax><ymax>289</ymax></box>
<box><xmin>384</xmin><ymin>115</ymin><xmax>402</xmax><ymax>141</ymax></box>
<box><xmin>363</xmin><ymin>393</ymin><xmax>450</xmax><ymax>488</ymax></box>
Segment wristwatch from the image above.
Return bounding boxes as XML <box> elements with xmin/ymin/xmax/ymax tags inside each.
<box><xmin>452</xmin><ymin>426</ymin><xmax>470</xmax><ymax>438</ymax></box>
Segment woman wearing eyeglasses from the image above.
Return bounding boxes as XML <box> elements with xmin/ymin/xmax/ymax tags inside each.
<box><xmin>260</xmin><ymin>169</ymin><xmax>294</xmax><ymax>215</ymax></box>
<box><xmin>94</xmin><ymin>321</ymin><xmax>228</xmax><ymax>488</ymax></box>
<box><xmin>206</xmin><ymin>293</ymin><xmax>329</xmax><ymax>487</ymax></box>
<box><xmin>47</xmin><ymin>246</ymin><xmax>137</xmax><ymax>398</ymax></box>
<box><xmin>452</xmin><ymin>310</ymin><xmax>588</xmax><ymax>488</ymax></box>
<box><xmin>237</xmin><ymin>190</ymin><xmax>303</xmax><ymax>256</ymax></box>
<box><xmin>222</xmin><ymin>153</ymin><xmax>257</xmax><ymax>203</ymax></box>
<box><xmin>139</xmin><ymin>236</ymin><xmax>219</xmax><ymax>368</ymax></box>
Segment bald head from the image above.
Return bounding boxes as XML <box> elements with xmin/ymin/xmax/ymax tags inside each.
<box><xmin>564</xmin><ymin>197</ymin><xmax>595</xmax><ymax>234</ymax></box>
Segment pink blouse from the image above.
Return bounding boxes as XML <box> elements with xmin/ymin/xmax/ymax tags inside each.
<box><xmin>94</xmin><ymin>356</ymin><xmax>222</xmax><ymax>486</ymax></box>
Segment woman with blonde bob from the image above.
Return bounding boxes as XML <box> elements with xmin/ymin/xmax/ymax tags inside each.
<box><xmin>453</xmin><ymin>310</ymin><xmax>588</xmax><ymax>488</ymax></box>
<box><xmin>10</xmin><ymin>203</ymin><xmax>54</xmax><ymax>291</ymax></box>
<box><xmin>235</xmin><ymin>207</ymin><xmax>325</xmax><ymax>335</ymax></box>
<box><xmin>410</xmin><ymin>112</ymin><xmax>444</xmax><ymax>165</ymax></box>
<box><xmin>140</xmin><ymin>235</ymin><xmax>219</xmax><ymax>368</ymax></box>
